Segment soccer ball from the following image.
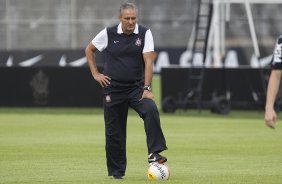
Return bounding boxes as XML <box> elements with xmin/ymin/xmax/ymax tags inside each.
<box><xmin>147</xmin><ymin>162</ymin><xmax>170</xmax><ymax>180</ymax></box>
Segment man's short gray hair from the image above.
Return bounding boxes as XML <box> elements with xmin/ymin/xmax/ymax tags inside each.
<box><xmin>119</xmin><ymin>2</ymin><xmax>137</xmax><ymax>15</ymax></box>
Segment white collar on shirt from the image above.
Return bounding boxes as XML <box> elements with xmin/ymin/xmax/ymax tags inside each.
<box><xmin>117</xmin><ymin>23</ymin><xmax>139</xmax><ymax>34</ymax></box>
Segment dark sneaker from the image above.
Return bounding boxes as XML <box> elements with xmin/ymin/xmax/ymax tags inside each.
<box><xmin>148</xmin><ymin>153</ymin><xmax>167</xmax><ymax>163</ymax></box>
<box><xmin>113</xmin><ymin>175</ymin><xmax>123</xmax><ymax>179</ymax></box>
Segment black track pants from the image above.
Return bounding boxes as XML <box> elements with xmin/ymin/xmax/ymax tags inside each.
<box><xmin>103</xmin><ymin>82</ymin><xmax>167</xmax><ymax>177</ymax></box>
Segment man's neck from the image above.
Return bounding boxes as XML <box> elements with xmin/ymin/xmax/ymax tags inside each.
<box><xmin>122</xmin><ymin>28</ymin><xmax>133</xmax><ymax>35</ymax></box>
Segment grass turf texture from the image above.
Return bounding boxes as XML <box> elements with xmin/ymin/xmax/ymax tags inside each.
<box><xmin>1</xmin><ymin>75</ymin><xmax>282</xmax><ymax>183</ymax></box>
<box><xmin>0</xmin><ymin>108</ymin><xmax>282</xmax><ymax>184</ymax></box>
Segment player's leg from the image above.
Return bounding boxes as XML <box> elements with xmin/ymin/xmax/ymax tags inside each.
<box><xmin>128</xmin><ymin>87</ymin><xmax>167</xmax><ymax>163</ymax></box>
<box><xmin>104</xmin><ymin>92</ymin><xmax>128</xmax><ymax>178</ymax></box>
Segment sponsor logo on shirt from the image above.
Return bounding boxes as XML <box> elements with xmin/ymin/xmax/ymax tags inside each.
<box><xmin>274</xmin><ymin>43</ymin><xmax>282</xmax><ymax>63</ymax></box>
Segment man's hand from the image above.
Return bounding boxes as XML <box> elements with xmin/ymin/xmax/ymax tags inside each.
<box><xmin>265</xmin><ymin>108</ymin><xmax>277</xmax><ymax>129</ymax></box>
<box><xmin>93</xmin><ymin>73</ymin><xmax>111</xmax><ymax>87</ymax></box>
<box><xmin>140</xmin><ymin>90</ymin><xmax>154</xmax><ymax>101</ymax></box>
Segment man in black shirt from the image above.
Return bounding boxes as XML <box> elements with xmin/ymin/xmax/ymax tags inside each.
<box><xmin>85</xmin><ymin>2</ymin><xmax>167</xmax><ymax>179</ymax></box>
<box><xmin>265</xmin><ymin>35</ymin><xmax>282</xmax><ymax>129</ymax></box>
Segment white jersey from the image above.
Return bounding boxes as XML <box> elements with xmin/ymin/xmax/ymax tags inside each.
<box><xmin>271</xmin><ymin>35</ymin><xmax>282</xmax><ymax>69</ymax></box>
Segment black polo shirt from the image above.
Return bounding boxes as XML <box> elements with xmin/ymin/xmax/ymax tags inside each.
<box><xmin>92</xmin><ymin>23</ymin><xmax>154</xmax><ymax>83</ymax></box>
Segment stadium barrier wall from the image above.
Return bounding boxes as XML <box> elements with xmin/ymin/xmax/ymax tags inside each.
<box><xmin>0</xmin><ymin>49</ymin><xmax>275</xmax><ymax>109</ymax></box>
<box><xmin>0</xmin><ymin>67</ymin><xmax>273</xmax><ymax>109</ymax></box>
<box><xmin>0</xmin><ymin>67</ymin><xmax>103</xmax><ymax>107</ymax></box>
<box><xmin>161</xmin><ymin>67</ymin><xmax>272</xmax><ymax>112</ymax></box>
<box><xmin>0</xmin><ymin>48</ymin><xmax>273</xmax><ymax>69</ymax></box>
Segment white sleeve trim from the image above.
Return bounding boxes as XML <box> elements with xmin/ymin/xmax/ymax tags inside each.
<box><xmin>143</xmin><ymin>29</ymin><xmax>154</xmax><ymax>53</ymax></box>
<box><xmin>91</xmin><ymin>28</ymin><xmax>108</xmax><ymax>52</ymax></box>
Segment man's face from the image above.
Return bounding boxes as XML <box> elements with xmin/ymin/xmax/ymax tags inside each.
<box><xmin>119</xmin><ymin>8</ymin><xmax>137</xmax><ymax>34</ymax></box>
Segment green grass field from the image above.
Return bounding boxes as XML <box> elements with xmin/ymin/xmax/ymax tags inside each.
<box><xmin>0</xmin><ymin>108</ymin><xmax>282</xmax><ymax>184</ymax></box>
<box><xmin>1</xmin><ymin>76</ymin><xmax>282</xmax><ymax>183</ymax></box>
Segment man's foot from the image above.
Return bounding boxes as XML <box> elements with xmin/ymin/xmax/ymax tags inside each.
<box><xmin>112</xmin><ymin>175</ymin><xmax>123</xmax><ymax>179</ymax></box>
<box><xmin>148</xmin><ymin>153</ymin><xmax>167</xmax><ymax>163</ymax></box>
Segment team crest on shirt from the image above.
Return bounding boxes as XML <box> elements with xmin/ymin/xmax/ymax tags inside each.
<box><xmin>105</xmin><ymin>94</ymin><xmax>111</xmax><ymax>103</ymax></box>
<box><xmin>135</xmin><ymin>38</ymin><xmax>142</xmax><ymax>46</ymax></box>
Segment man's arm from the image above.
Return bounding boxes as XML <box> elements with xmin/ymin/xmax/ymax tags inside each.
<box><xmin>141</xmin><ymin>51</ymin><xmax>157</xmax><ymax>100</ymax></box>
<box><xmin>85</xmin><ymin>42</ymin><xmax>111</xmax><ymax>87</ymax></box>
<box><xmin>265</xmin><ymin>69</ymin><xmax>282</xmax><ymax>128</ymax></box>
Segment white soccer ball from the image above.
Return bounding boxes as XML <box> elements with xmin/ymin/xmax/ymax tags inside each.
<box><xmin>147</xmin><ymin>163</ymin><xmax>170</xmax><ymax>180</ymax></box>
